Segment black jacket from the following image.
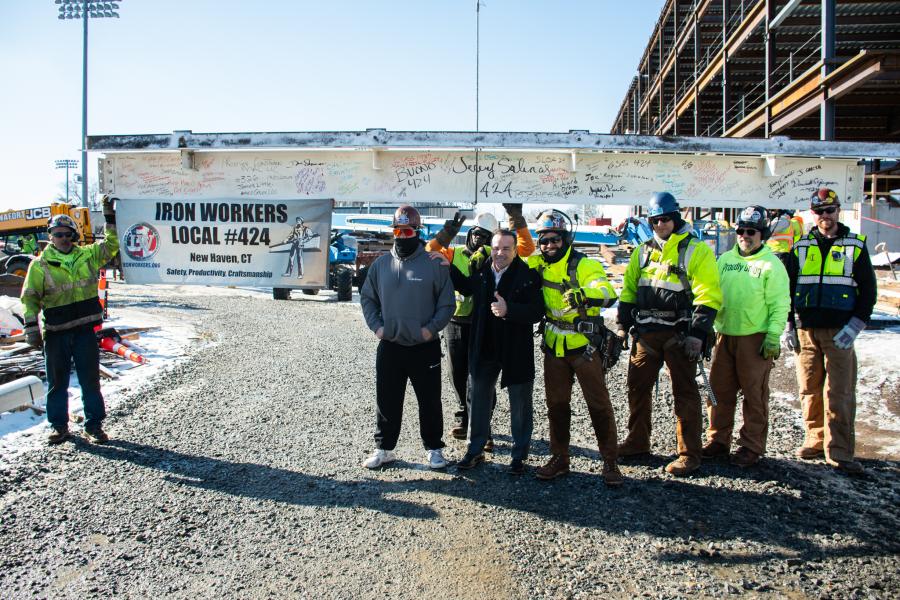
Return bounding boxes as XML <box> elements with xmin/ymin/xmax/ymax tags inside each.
<box><xmin>786</xmin><ymin>223</ymin><xmax>877</xmax><ymax>329</ymax></box>
<box><xmin>450</xmin><ymin>255</ymin><xmax>544</xmax><ymax>387</ymax></box>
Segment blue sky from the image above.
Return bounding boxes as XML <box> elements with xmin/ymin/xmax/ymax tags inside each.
<box><xmin>0</xmin><ymin>0</ymin><xmax>664</xmax><ymax>210</ymax></box>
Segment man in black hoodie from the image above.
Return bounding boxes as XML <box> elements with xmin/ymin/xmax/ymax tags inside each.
<box><xmin>786</xmin><ymin>188</ymin><xmax>877</xmax><ymax>475</ymax></box>
<box><xmin>448</xmin><ymin>229</ymin><xmax>544</xmax><ymax>474</ymax></box>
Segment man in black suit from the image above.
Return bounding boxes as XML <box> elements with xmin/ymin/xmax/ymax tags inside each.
<box><xmin>447</xmin><ymin>229</ymin><xmax>544</xmax><ymax>474</ymax></box>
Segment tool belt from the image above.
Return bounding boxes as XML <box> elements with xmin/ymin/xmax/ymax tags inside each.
<box><xmin>546</xmin><ymin>316</ymin><xmax>603</xmax><ymax>335</ymax></box>
<box><xmin>545</xmin><ymin>316</ymin><xmax>625</xmax><ymax>369</ymax></box>
<box><xmin>636</xmin><ymin>308</ymin><xmax>692</xmax><ymax>320</ymax></box>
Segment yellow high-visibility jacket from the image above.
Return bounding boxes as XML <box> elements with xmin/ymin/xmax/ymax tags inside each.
<box><xmin>714</xmin><ymin>244</ymin><xmax>789</xmax><ymax>346</ymax></box>
<box><xmin>620</xmin><ymin>228</ymin><xmax>722</xmax><ymax>334</ymax></box>
<box><xmin>528</xmin><ymin>246</ymin><xmax>617</xmax><ymax>357</ymax></box>
<box><xmin>21</xmin><ymin>228</ymin><xmax>118</xmax><ymax>335</ymax></box>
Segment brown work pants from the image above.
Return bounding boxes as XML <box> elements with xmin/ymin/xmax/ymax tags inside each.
<box><xmin>543</xmin><ymin>352</ymin><xmax>618</xmax><ymax>460</ymax></box>
<box><xmin>625</xmin><ymin>330</ymin><xmax>702</xmax><ymax>460</ymax></box>
<box><xmin>796</xmin><ymin>328</ymin><xmax>857</xmax><ymax>463</ymax></box>
<box><xmin>707</xmin><ymin>332</ymin><xmax>772</xmax><ymax>455</ymax></box>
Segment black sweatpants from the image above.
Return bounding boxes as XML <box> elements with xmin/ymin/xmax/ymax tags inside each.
<box><xmin>375</xmin><ymin>339</ymin><xmax>445</xmax><ymax>451</ymax></box>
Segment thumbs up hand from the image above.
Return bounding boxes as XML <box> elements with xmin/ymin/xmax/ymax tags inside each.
<box><xmin>490</xmin><ymin>291</ymin><xmax>508</xmax><ymax>318</ymax></box>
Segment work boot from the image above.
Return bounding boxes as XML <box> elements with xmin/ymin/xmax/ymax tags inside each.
<box><xmin>47</xmin><ymin>427</ymin><xmax>70</xmax><ymax>446</ymax></box>
<box><xmin>702</xmin><ymin>440</ymin><xmax>730</xmax><ymax>458</ymax></box>
<box><xmin>82</xmin><ymin>428</ymin><xmax>110</xmax><ymax>444</ymax></box>
<box><xmin>456</xmin><ymin>452</ymin><xmax>485</xmax><ymax>470</ymax></box>
<box><xmin>730</xmin><ymin>446</ymin><xmax>760</xmax><ymax>468</ymax></box>
<box><xmin>602</xmin><ymin>460</ymin><xmax>624</xmax><ymax>487</ymax></box>
<box><xmin>535</xmin><ymin>454</ymin><xmax>570</xmax><ymax>480</ymax></box>
<box><xmin>449</xmin><ymin>420</ymin><xmax>467</xmax><ymax>440</ymax></box>
<box><xmin>827</xmin><ymin>458</ymin><xmax>864</xmax><ymax>475</ymax></box>
<box><xmin>617</xmin><ymin>437</ymin><xmax>651</xmax><ymax>458</ymax></box>
<box><xmin>507</xmin><ymin>458</ymin><xmax>525</xmax><ymax>475</ymax></box>
<box><xmin>795</xmin><ymin>446</ymin><xmax>824</xmax><ymax>460</ymax></box>
<box><xmin>665</xmin><ymin>455</ymin><xmax>701</xmax><ymax>477</ymax></box>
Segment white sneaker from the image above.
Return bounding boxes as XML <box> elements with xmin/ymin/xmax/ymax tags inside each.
<box><xmin>427</xmin><ymin>448</ymin><xmax>448</xmax><ymax>469</ymax></box>
<box><xmin>362</xmin><ymin>449</ymin><xmax>397</xmax><ymax>469</ymax></box>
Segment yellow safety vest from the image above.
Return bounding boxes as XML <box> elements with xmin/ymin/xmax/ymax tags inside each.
<box><xmin>794</xmin><ymin>232</ymin><xmax>866</xmax><ymax>312</ymax></box>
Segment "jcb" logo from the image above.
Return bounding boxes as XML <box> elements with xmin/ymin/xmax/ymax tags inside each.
<box><xmin>26</xmin><ymin>207</ymin><xmax>51</xmax><ymax>221</ymax></box>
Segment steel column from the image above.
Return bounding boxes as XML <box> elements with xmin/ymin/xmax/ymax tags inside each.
<box><xmin>820</xmin><ymin>0</ymin><xmax>835</xmax><ymax>140</ymax></box>
<box><xmin>764</xmin><ymin>0</ymin><xmax>776</xmax><ymax>137</ymax></box>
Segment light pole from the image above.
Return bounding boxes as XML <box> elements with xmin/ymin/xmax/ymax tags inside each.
<box><xmin>56</xmin><ymin>1</ymin><xmax>122</xmax><ymax>208</ymax></box>
<box><xmin>54</xmin><ymin>159</ymin><xmax>79</xmax><ymax>203</ymax></box>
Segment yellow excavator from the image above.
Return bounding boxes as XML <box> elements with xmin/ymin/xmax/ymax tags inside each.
<box><xmin>0</xmin><ymin>204</ymin><xmax>95</xmax><ymax>295</ymax></box>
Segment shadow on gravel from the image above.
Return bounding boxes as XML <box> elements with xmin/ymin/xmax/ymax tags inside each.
<box><xmin>80</xmin><ymin>440</ymin><xmax>438</xmax><ymax>520</ymax></box>
<box><xmin>78</xmin><ymin>441</ymin><xmax>898</xmax><ymax>568</ymax></box>
<box><xmin>386</xmin><ymin>459</ymin><xmax>900</xmax><ymax>567</ymax></box>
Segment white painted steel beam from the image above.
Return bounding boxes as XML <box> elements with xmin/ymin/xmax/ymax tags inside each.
<box><xmin>87</xmin><ymin>129</ymin><xmax>900</xmax><ymax>160</ymax></box>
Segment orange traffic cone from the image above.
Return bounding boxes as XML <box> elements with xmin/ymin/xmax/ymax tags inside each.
<box><xmin>98</xmin><ymin>271</ymin><xmax>109</xmax><ymax>319</ymax></box>
<box><xmin>99</xmin><ymin>336</ymin><xmax>148</xmax><ymax>364</ymax></box>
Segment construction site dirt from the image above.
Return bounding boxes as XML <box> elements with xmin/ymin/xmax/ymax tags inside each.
<box><xmin>0</xmin><ymin>284</ymin><xmax>897</xmax><ymax>599</ymax></box>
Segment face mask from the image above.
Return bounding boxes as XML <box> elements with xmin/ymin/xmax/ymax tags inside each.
<box><xmin>466</xmin><ymin>228</ymin><xmax>491</xmax><ymax>253</ymax></box>
<box><xmin>395</xmin><ymin>236</ymin><xmax>421</xmax><ymax>258</ymax></box>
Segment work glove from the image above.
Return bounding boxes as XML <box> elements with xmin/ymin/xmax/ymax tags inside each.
<box><xmin>682</xmin><ymin>335</ymin><xmax>703</xmax><ymax>361</ymax></box>
<box><xmin>562</xmin><ymin>287</ymin><xmax>587</xmax><ymax>310</ymax></box>
<box><xmin>833</xmin><ymin>316</ymin><xmax>866</xmax><ymax>350</ymax></box>
<box><xmin>434</xmin><ymin>212</ymin><xmax>465</xmax><ymax>247</ymax></box>
<box><xmin>760</xmin><ymin>336</ymin><xmax>781</xmax><ymax>360</ymax></box>
<box><xmin>26</xmin><ymin>330</ymin><xmax>43</xmax><ymax>350</ymax></box>
<box><xmin>102</xmin><ymin>195</ymin><xmax>117</xmax><ymax>225</ymax></box>
<box><xmin>503</xmin><ymin>203</ymin><xmax>527</xmax><ymax>230</ymax></box>
<box><xmin>781</xmin><ymin>322</ymin><xmax>800</xmax><ymax>353</ymax></box>
<box><xmin>468</xmin><ymin>246</ymin><xmax>488</xmax><ymax>270</ymax></box>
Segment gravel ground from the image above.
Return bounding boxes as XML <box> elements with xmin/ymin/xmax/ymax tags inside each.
<box><xmin>1</xmin><ymin>285</ymin><xmax>898</xmax><ymax>599</ymax></box>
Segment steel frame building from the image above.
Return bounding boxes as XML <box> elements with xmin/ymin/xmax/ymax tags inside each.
<box><xmin>611</xmin><ymin>0</ymin><xmax>900</xmax><ymax>248</ymax></box>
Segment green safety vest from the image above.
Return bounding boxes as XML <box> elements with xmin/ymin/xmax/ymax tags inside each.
<box><xmin>451</xmin><ymin>248</ymin><xmax>475</xmax><ymax>318</ymax></box>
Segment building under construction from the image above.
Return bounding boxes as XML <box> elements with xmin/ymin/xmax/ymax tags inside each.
<box><xmin>611</xmin><ymin>0</ymin><xmax>900</xmax><ymax>250</ymax></box>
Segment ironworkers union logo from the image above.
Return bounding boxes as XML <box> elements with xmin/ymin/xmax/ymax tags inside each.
<box><xmin>123</xmin><ymin>222</ymin><xmax>160</xmax><ymax>260</ymax></box>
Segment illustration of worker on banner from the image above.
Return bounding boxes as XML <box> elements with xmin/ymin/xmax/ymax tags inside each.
<box><xmin>271</xmin><ymin>216</ymin><xmax>320</xmax><ymax>278</ymax></box>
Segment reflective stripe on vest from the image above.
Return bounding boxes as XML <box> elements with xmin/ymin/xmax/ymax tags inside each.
<box><xmin>795</xmin><ymin>234</ymin><xmax>865</xmax><ymax>311</ymax></box>
<box><xmin>635</xmin><ymin>235</ymin><xmax>695</xmax><ymax>325</ymax></box>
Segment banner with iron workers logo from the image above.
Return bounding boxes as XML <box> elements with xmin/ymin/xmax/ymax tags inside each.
<box><xmin>116</xmin><ymin>198</ymin><xmax>332</xmax><ymax>288</ymax></box>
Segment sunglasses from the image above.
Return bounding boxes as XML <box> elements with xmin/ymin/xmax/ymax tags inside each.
<box><xmin>649</xmin><ymin>216</ymin><xmax>672</xmax><ymax>225</ymax></box>
<box><xmin>393</xmin><ymin>227</ymin><xmax>418</xmax><ymax>238</ymax></box>
<box><xmin>539</xmin><ymin>235</ymin><xmax>562</xmax><ymax>246</ymax></box>
<box><xmin>51</xmin><ymin>231</ymin><xmax>74</xmax><ymax>239</ymax></box>
<box><xmin>735</xmin><ymin>228</ymin><xmax>760</xmax><ymax>236</ymax></box>
<box><xmin>812</xmin><ymin>206</ymin><xmax>838</xmax><ymax>216</ymax></box>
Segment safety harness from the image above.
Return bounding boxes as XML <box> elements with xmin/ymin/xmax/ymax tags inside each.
<box><xmin>634</xmin><ymin>234</ymin><xmax>696</xmax><ymax>326</ymax></box>
<box><xmin>538</xmin><ymin>250</ymin><xmax>623</xmax><ymax>368</ymax></box>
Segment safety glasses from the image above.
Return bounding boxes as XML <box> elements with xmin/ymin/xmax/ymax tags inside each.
<box><xmin>538</xmin><ymin>235</ymin><xmax>562</xmax><ymax>246</ymax></box>
<box><xmin>51</xmin><ymin>231</ymin><xmax>74</xmax><ymax>239</ymax></box>
<box><xmin>649</xmin><ymin>216</ymin><xmax>672</xmax><ymax>226</ymax></box>
<box><xmin>735</xmin><ymin>228</ymin><xmax>760</xmax><ymax>237</ymax></box>
<box><xmin>393</xmin><ymin>227</ymin><xmax>418</xmax><ymax>238</ymax></box>
<box><xmin>812</xmin><ymin>206</ymin><xmax>838</xmax><ymax>216</ymax></box>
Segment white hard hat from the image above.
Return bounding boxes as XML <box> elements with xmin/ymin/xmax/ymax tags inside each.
<box><xmin>473</xmin><ymin>212</ymin><xmax>499</xmax><ymax>233</ymax></box>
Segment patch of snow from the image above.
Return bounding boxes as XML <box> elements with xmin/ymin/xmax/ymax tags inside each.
<box><xmin>0</xmin><ymin>307</ymin><xmax>198</xmax><ymax>467</ymax></box>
